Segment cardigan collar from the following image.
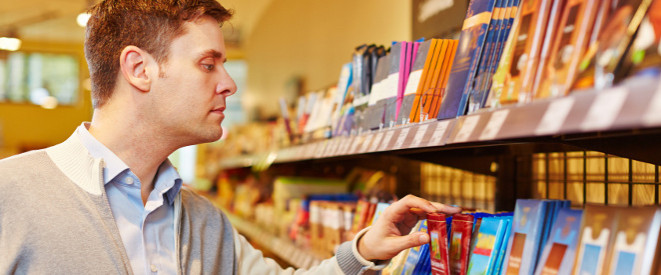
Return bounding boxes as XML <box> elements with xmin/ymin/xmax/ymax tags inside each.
<box><xmin>45</xmin><ymin>131</ymin><xmax>105</xmax><ymax>195</ymax></box>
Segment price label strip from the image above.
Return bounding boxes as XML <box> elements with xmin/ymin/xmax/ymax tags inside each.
<box><xmin>328</xmin><ymin>140</ymin><xmax>338</xmax><ymax>157</ymax></box>
<box><xmin>281</xmin><ymin>148</ymin><xmax>290</xmax><ymax>161</ymax></box>
<box><xmin>303</xmin><ymin>256</ymin><xmax>314</xmax><ymax>270</ymax></box>
<box><xmin>333</xmin><ymin>139</ymin><xmax>343</xmax><ymax>156</ymax></box>
<box><xmin>411</xmin><ymin>124</ymin><xmax>430</xmax><ymax>148</ymax></box>
<box><xmin>302</xmin><ymin>144</ymin><xmax>313</xmax><ymax>159</ymax></box>
<box><xmin>378</xmin><ymin>130</ymin><xmax>396</xmax><ymax>151</ymax></box>
<box><xmin>345</xmin><ymin>137</ymin><xmax>355</xmax><ymax>155</ymax></box>
<box><xmin>319</xmin><ymin>141</ymin><xmax>329</xmax><ymax>158</ymax></box>
<box><xmin>319</xmin><ymin>142</ymin><xmax>328</xmax><ymax>157</ymax></box>
<box><xmin>321</xmin><ymin>142</ymin><xmax>330</xmax><ymax>158</ymax></box>
<box><xmin>310</xmin><ymin>143</ymin><xmax>319</xmax><ymax>158</ymax></box>
<box><xmin>309</xmin><ymin>144</ymin><xmax>318</xmax><ymax>158</ymax></box>
<box><xmin>581</xmin><ymin>87</ymin><xmax>628</xmax><ymax>131</ymax></box>
<box><xmin>479</xmin><ymin>109</ymin><xmax>510</xmax><ymax>141</ymax></box>
<box><xmin>349</xmin><ymin>136</ymin><xmax>363</xmax><ymax>154</ymax></box>
<box><xmin>333</xmin><ymin>137</ymin><xmax>342</xmax><ymax>156</ymax></box>
<box><xmin>454</xmin><ymin>115</ymin><xmax>481</xmax><ymax>143</ymax></box>
<box><xmin>291</xmin><ymin>249</ymin><xmax>301</xmax><ymax>266</ymax></box>
<box><xmin>275</xmin><ymin>149</ymin><xmax>284</xmax><ymax>162</ymax></box>
<box><xmin>643</xmin><ymin>85</ymin><xmax>661</xmax><ymax>126</ymax></box>
<box><xmin>295</xmin><ymin>147</ymin><xmax>305</xmax><ymax>160</ymax></box>
<box><xmin>535</xmin><ymin>97</ymin><xmax>575</xmax><ymax>135</ymax></box>
<box><xmin>394</xmin><ymin>128</ymin><xmax>411</xmax><ymax>149</ymax></box>
<box><xmin>310</xmin><ymin>143</ymin><xmax>320</xmax><ymax>158</ymax></box>
<box><xmin>369</xmin><ymin>132</ymin><xmax>385</xmax><ymax>152</ymax></box>
<box><xmin>326</xmin><ymin>139</ymin><xmax>337</xmax><ymax>157</ymax></box>
<box><xmin>339</xmin><ymin>137</ymin><xmax>351</xmax><ymax>155</ymax></box>
<box><xmin>428</xmin><ymin>120</ymin><xmax>451</xmax><ymax>146</ymax></box>
<box><xmin>282</xmin><ymin>148</ymin><xmax>291</xmax><ymax>161</ymax></box>
<box><xmin>360</xmin><ymin>134</ymin><xmax>375</xmax><ymax>153</ymax></box>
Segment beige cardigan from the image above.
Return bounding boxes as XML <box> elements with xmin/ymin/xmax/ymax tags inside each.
<box><xmin>0</xmin><ymin>132</ymin><xmax>381</xmax><ymax>274</ymax></box>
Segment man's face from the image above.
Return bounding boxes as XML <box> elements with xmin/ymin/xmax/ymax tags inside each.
<box><xmin>148</xmin><ymin>16</ymin><xmax>237</xmax><ymax>146</ymax></box>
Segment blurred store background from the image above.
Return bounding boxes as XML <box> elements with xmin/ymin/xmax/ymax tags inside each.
<box><xmin>0</xmin><ymin>0</ymin><xmax>423</xmax><ymax>187</ymax></box>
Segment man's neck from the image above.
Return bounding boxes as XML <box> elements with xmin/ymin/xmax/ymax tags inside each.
<box><xmin>88</xmin><ymin>110</ymin><xmax>177</xmax><ymax>205</ymax></box>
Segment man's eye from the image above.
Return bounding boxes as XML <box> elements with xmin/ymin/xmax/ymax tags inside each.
<box><xmin>202</xmin><ymin>64</ymin><xmax>215</xmax><ymax>71</ymax></box>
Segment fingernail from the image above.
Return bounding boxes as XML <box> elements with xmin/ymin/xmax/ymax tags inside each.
<box><xmin>446</xmin><ymin>205</ymin><xmax>460</xmax><ymax>211</ymax></box>
<box><xmin>418</xmin><ymin>234</ymin><xmax>429</xmax><ymax>243</ymax></box>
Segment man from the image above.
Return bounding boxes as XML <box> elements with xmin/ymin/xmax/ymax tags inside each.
<box><xmin>0</xmin><ymin>0</ymin><xmax>460</xmax><ymax>274</ymax></box>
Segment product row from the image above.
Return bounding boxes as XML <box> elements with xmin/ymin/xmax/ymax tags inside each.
<box><xmin>220</xmin><ymin>172</ymin><xmax>661</xmax><ymax>275</ymax></box>
<box><xmin>282</xmin><ymin>0</ymin><xmax>661</xmax><ymax>144</ymax></box>
<box><xmin>387</xmin><ymin>199</ymin><xmax>660</xmax><ymax>275</ymax></box>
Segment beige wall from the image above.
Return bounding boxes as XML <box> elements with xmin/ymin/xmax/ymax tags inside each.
<box><xmin>0</xmin><ymin>40</ymin><xmax>91</xmax><ymax>157</ymax></box>
<box><xmin>0</xmin><ymin>1</ymin><xmax>411</xmax><ymax>154</ymax></box>
<box><xmin>0</xmin><ymin>39</ymin><xmax>248</xmax><ymax>158</ymax></box>
<box><xmin>244</xmin><ymin>0</ymin><xmax>412</xmax><ymax>118</ymax></box>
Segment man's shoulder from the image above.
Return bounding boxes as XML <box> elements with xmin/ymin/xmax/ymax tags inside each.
<box><xmin>180</xmin><ymin>188</ymin><xmax>222</xmax><ymax>212</ymax></box>
<box><xmin>0</xmin><ymin>149</ymin><xmax>57</xmax><ymax>200</ymax></box>
<box><xmin>178</xmin><ymin>187</ymin><xmax>236</xmax><ymax>254</ymax></box>
<box><xmin>179</xmin><ymin>188</ymin><xmax>230</xmax><ymax>221</ymax></box>
<box><xmin>0</xmin><ymin>149</ymin><xmax>50</xmax><ymax>174</ymax></box>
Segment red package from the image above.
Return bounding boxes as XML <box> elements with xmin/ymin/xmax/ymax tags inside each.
<box><xmin>351</xmin><ymin>200</ymin><xmax>371</xmax><ymax>233</ymax></box>
<box><xmin>449</xmin><ymin>213</ymin><xmax>474</xmax><ymax>275</ymax></box>
<box><xmin>428</xmin><ymin>213</ymin><xmax>450</xmax><ymax>275</ymax></box>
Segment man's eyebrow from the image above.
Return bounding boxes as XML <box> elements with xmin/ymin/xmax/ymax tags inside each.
<box><xmin>200</xmin><ymin>49</ymin><xmax>226</xmax><ymax>62</ymax></box>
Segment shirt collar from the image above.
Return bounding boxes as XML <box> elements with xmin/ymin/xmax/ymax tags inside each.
<box><xmin>75</xmin><ymin>122</ymin><xmax>182</xmax><ymax>205</ymax></box>
<box><xmin>155</xmin><ymin>159</ymin><xmax>183</xmax><ymax>205</ymax></box>
<box><xmin>76</xmin><ymin>122</ymin><xmax>130</xmax><ymax>184</ymax></box>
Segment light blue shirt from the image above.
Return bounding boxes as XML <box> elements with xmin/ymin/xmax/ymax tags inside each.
<box><xmin>76</xmin><ymin>123</ymin><xmax>181</xmax><ymax>274</ymax></box>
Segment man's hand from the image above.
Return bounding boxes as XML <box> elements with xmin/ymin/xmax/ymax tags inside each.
<box><xmin>357</xmin><ymin>195</ymin><xmax>461</xmax><ymax>261</ymax></box>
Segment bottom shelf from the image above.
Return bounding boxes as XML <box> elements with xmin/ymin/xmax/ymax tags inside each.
<box><xmin>198</xmin><ymin>192</ymin><xmax>323</xmax><ymax>269</ymax></box>
<box><xmin>224</xmin><ymin>211</ymin><xmax>323</xmax><ymax>269</ymax></box>
<box><xmin>200</xmin><ymin>192</ymin><xmax>324</xmax><ymax>269</ymax></box>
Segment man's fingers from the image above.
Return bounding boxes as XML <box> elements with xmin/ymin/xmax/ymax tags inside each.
<box><xmin>408</xmin><ymin>207</ymin><xmax>430</xmax><ymax>217</ymax></box>
<box><xmin>430</xmin><ymin>201</ymin><xmax>461</xmax><ymax>214</ymax></box>
<box><xmin>387</xmin><ymin>195</ymin><xmax>462</xmax><ymax>220</ymax></box>
<box><xmin>391</xmin><ymin>195</ymin><xmax>438</xmax><ymax>215</ymax></box>
<box><xmin>387</xmin><ymin>232</ymin><xmax>430</xmax><ymax>254</ymax></box>
<box><xmin>361</xmin><ymin>195</ymin><xmax>461</xmax><ymax>261</ymax></box>
<box><xmin>397</xmin><ymin>214</ymin><xmax>425</xmax><ymax>234</ymax></box>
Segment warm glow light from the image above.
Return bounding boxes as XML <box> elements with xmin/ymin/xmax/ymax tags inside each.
<box><xmin>77</xmin><ymin>13</ymin><xmax>91</xmax><ymax>27</ymax></box>
<box><xmin>0</xmin><ymin>37</ymin><xmax>21</xmax><ymax>51</ymax></box>
<box><xmin>41</xmin><ymin>96</ymin><xmax>59</xmax><ymax>109</ymax></box>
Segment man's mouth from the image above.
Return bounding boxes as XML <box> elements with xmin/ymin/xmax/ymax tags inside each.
<box><xmin>211</xmin><ymin>107</ymin><xmax>226</xmax><ymax>113</ymax></box>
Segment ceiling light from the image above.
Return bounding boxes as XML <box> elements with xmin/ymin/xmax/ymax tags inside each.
<box><xmin>41</xmin><ymin>96</ymin><xmax>59</xmax><ymax>109</ymax></box>
<box><xmin>77</xmin><ymin>12</ymin><xmax>91</xmax><ymax>27</ymax></box>
<box><xmin>77</xmin><ymin>0</ymin><xmax>95</xmax><ymax>28</ymax></box>
<box><xmin>0</xmin><ymin>37</ymin><xmax>21</xmax><ymax>51</ymax></box>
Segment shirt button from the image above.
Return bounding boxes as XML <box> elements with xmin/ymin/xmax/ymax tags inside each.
<box><xmin>150</xmin><ymin>264</ymin><xmax>158</xmax><ymax>272</ymax></box>
<box><xmin>125</xmin><ymin>177</ymin><xmax>134</xmax><ymax>185</ymax></box>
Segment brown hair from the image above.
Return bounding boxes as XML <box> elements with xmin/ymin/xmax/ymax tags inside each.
<box><xmin>84</xmin><ymin>0</ymin><xmax>232</xmax><ymax>107</ymax></box>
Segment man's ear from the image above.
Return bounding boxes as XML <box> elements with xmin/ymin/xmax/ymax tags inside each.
<box><xmin>119</xmin><ymin>46</ymin><xmax>153</xmax><ymax>92</ymax></box>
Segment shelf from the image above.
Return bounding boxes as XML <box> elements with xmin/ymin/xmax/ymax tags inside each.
<box><xmin>220</xmin><ymin>75</ymin><xmax>661</xmax><ymax>169</ymax></box>
<box><xmin>198</xmin><ymin>193</ymin><xmax>325</xmax><ymax>269</ymax></box>
<box><xmin>224</xmin><ymin>211</ymin><xmax>324</xmax><ymax>269</ymax></box>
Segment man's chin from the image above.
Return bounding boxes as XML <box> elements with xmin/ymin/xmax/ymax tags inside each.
<box><xmin>201</xmin><ymin>128</ymin><xmax>223</xmax><ymax>143</ymax></box>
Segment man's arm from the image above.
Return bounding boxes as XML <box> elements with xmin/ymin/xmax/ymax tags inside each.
<box><xmin>233</xmin><ymin>195</ymin><xmax>460</xmax><ymax>274</ymax></box>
